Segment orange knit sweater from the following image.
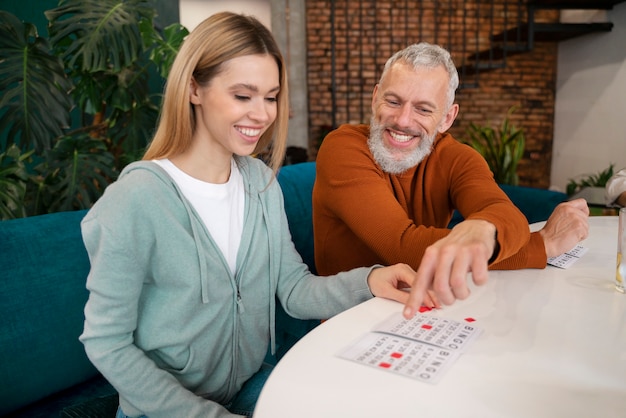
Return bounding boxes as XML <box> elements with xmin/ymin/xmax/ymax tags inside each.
<box><xmin>312</xmin><ymin>124</ymin><xmax>547</xmax><ymax>276</ymax></box>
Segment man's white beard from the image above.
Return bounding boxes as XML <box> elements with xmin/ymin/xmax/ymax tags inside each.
<box><xmin>368</xmin><ymin>118</ymin><xmax>435</xmax><ymax>174</ymax></box>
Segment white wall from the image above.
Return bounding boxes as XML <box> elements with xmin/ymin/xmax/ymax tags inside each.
<box><xmin>179</xmin><ymin>0</ymin><xmax>270</xmax><ymax>31</ymax></box>
<box><xmin>552</xmin><ymin>3</ymin><xmax>626</xmax><ymax>191</ymax></box>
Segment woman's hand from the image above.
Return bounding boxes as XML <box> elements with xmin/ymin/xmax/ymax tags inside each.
<box><xmin>367</xmin><ymin>263</ymin><xmax>439</xmax><ymax>308</ymax></box>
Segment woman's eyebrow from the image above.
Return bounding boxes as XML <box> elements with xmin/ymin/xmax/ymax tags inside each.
<box><xmin>230</xmin><ymin>83</ymin><xmax>280</xmax><ymax>94</ymax></box>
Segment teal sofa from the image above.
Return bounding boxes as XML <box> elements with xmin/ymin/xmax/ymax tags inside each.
<box><xmin>0</xmin><ymin>161</ymin><xmax>566</xmax><ymax>417</ymax></box>
<box><xmin>0</xmin><ymin>209</ymin><xmax>116</xmax><ymax>417</ymax></box>
<box><xmin>448</xmin><ymin>183</ymin><xmax>569</xmax><ymax>227</ymax></box>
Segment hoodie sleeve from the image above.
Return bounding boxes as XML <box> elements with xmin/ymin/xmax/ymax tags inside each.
<box><xmin>264</xmin><ymin>174</ymin><xmax>375</xmax><ymax>321</ymax></box>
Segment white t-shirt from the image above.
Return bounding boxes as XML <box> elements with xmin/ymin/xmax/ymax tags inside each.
<box><xmin>154</xmin><ymin>158</ymin><xmax>244</xmax><ymax>276</ymax></box>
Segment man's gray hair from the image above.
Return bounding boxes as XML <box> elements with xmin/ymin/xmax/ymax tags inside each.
<box><xmin>380</xmin><ymin>42</ymin><xmax>459</xmax><ymax>110</ymax></box>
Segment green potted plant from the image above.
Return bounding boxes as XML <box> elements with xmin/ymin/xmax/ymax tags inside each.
<box><xmin>566</xmin><ymin>164</ymin><xmax>616</xmax><ymax>215</ymax></box>
<box><xmin>0</xmin><ymin>0</ymin><xmax>188</xmax><ymax>219</ymax></box>
<box><xmin>463</xmin><ymin>106</ymin><xmax>525</xmax><ymax>186</ymax></box>
<box><xmin>566</xmin><ymin>164</ymin><xmax>615</xmax><ymax>196</ymax></box>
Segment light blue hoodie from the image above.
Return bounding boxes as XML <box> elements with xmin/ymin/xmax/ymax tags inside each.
<box><xmin>80</xmin><ymin>157</ymin><xmax>375</xmax><ymax>417</ymax></box>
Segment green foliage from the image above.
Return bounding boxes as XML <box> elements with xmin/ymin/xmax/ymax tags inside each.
<box><xmin>29</xmin><ymin>135</ymin><xmax>118</xmax><ymax>214</ymax></box>
<box><xmin>463</xmin><ymin>106</ymin><xmax>526</xmax><ymax>186</ymax></box>
<box><xmin>0</xmin><ymin>11</ymin><xmax>72</xmax><ymax>152</ymax></box>
<box><xmin>45</xmin><ymin>0</ymin><xmax>155</xmax><ymax>73</ymax></box>
<box><xmin>566</xmin><ymin>164</ymin><xmax>614</xmax><ymax>196</ymax></box>
<box><xmin>0</xmin><ymin>0</ymin><xmax>188</xmax><ymax>219</ymax></box>
<box><xmin>0</xmin><ymin>145</ymin><xmax>33</xmax><ymax>219</ymax></box>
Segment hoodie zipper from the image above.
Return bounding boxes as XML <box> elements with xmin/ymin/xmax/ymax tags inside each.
<box><xmin>236</xmin><ymin>287</ymin><xmax>245</xmax><ymax>313</ymax></box>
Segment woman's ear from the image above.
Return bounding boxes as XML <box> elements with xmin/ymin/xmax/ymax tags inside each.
<box><xmin>189</xmin><ymin>78</ymin><xmax>201</xmax><ymax>105</ymax></box>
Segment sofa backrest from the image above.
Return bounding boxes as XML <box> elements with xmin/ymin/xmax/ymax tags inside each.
<box><xmin>277</xmin><ymin>161</ymin><xmax>317</xmax><ymax>274</ymax></box>
<box><xmin>272</xmin><ymin>162</ymin><xmax>321</xmax><ymax>360</ymax></box>
<box><xmin>499</xmin><ymin>184</ymin><xmax>568</xmax><ymax>224</ymax></box>
<box><xmin>0</xmin><ymin>209</ymin><xmax>97</xmax><ymax>415</ymax></box>
<box><xmin>448</xmin><ymin>184</ymin><xmax>568</xmax><ymax>228</ymax></box>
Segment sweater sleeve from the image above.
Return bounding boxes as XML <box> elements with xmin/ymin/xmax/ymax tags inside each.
<box><xmin>313</xmin><ymin>124</ymin><xmax>538</xmax><ymax>275</ymax></box>
<box><xmin>490</xmin><ymin>231</ymin><xmax>547</xmax><ymax>269</ymax></box>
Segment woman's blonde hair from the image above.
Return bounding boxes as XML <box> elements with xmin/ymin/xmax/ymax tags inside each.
<box><xmin>143</xmin><ymin>12</ymin><xmax>288</xmax><ymax>173</ymax></box>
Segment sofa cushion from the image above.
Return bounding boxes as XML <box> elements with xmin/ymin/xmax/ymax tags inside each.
<box><xmin>60</xmin><ymin>392</ymin><xmax>118</xmax><ymax>418</ymax></box>
<box><xmin>0</xmin><ymin>209</ymin><xmax>100</xmax><ymax>415</ymax></box>
<box><xmin>4</xmin><ymin>374</ymin><xmax>115</xmax><ymax>418</ymax></box>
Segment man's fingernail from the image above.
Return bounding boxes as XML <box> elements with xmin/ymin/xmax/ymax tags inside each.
<box><xmin>403</xmin><ymin>307</ymin><xmax>413</xmax><ymax>318</ymax></box>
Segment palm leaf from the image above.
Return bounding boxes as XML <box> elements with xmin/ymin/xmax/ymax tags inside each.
<box><xmin>46</xmin><ymin>0</ymin><xmax>155</xmax><ymax>73</ymax></box>
<box><xmin>0</xmin><ymin>11</ymin><xmax>73</xmax><ymax>152</ymax></box>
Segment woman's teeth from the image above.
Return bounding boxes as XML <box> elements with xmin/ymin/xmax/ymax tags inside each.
<box><xmin>237</xmin><ymin>127</ymin><xmax>261</xmax><ymax>137</ymax></box>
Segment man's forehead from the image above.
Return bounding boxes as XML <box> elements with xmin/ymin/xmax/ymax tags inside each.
<box><xmin>380</xmin><ymin>64</ymin><xmax>449</xmax><ymax>101</ymax></box>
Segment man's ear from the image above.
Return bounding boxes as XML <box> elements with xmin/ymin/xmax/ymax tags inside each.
<box><xmin>438</xmin><ymin>103</ymin><xmax>459</xmax><ymax>133</ymax></box>
<box><xmin>370</xmin><ymin>84</ymin><xmax>380</xmax><ymax>114</ymax></box>
<box><xmin>189</xmin><ymin>78</ymin><xmax>201</xmax><ymax>105</ymax></box>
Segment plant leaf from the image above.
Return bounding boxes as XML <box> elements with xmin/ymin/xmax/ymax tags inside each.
<box><xmin>462</xmin><ymin>106</ymin><xmax>525</xmax><ymax>185</ymax></box>
<box><xmin>46</xmin><ymin>0</ymin><xmax>155</xmax><ymax>72</ymax></box>
<box><xmin>0</xmin><ymin>144</ymin><xmax>33</xmax><ymax>219</ymax></box>
<box><xmin>37</xmin><ymin>134</ymin><xmax>117</xmax><ymax>212</ymax></box>
<box><xmin>0</xmin><ymin>11</ymin><xmax>73</xmax><ymax>152</ymax></box>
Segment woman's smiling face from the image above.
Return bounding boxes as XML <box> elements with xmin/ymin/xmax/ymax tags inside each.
<box><xmin>189</xmin><ymin>54</ymin><xmax>280</xmax><ymax>159</ymax></box>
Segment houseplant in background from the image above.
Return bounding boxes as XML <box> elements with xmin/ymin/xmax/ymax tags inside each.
<box><xmin>566</xmin><ymin>163</ymin><xmax>615</xmax><ymax>196</ymax></box>
<box><xmin>0</xmin><ymin>0</ymin><xmax>188</xmax><ymax>219</ymax></box>
<box><xmin>463</xmin><ymin>106</ymin><xmax>525</xmax><ymax>186</ymax></box>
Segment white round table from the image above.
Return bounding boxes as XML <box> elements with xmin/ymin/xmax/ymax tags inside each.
<box><xmin>254</xmin><ymin>217</ymin><xmax>626</xmax><ymax>418</ymax></box>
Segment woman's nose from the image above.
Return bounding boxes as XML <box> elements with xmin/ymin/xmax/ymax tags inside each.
<box><xmin>249</xmin><ymin>99</ymin><xmax>273</xmax><ymax>123</ymax></box>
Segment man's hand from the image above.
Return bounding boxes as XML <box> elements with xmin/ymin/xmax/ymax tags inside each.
<box><xmin>539</xmin><ymin>198</ymin><xmax>589</xmax><ymax>258</ymax></box>
<box><xmin>402</xmin><ymin>219</ymin><xmax>496</xmax><ymax>319</ymax></box>
<box><xmin>367</xmin><ymin>263</ymin><xmax>438</xmax><ymax>306</ymax></box>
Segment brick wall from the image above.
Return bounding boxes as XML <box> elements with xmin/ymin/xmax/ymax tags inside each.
<box><xmin>305</xmin><ymin>0</ymin><xmax>558</xmax><ymax>188</ymax></box>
